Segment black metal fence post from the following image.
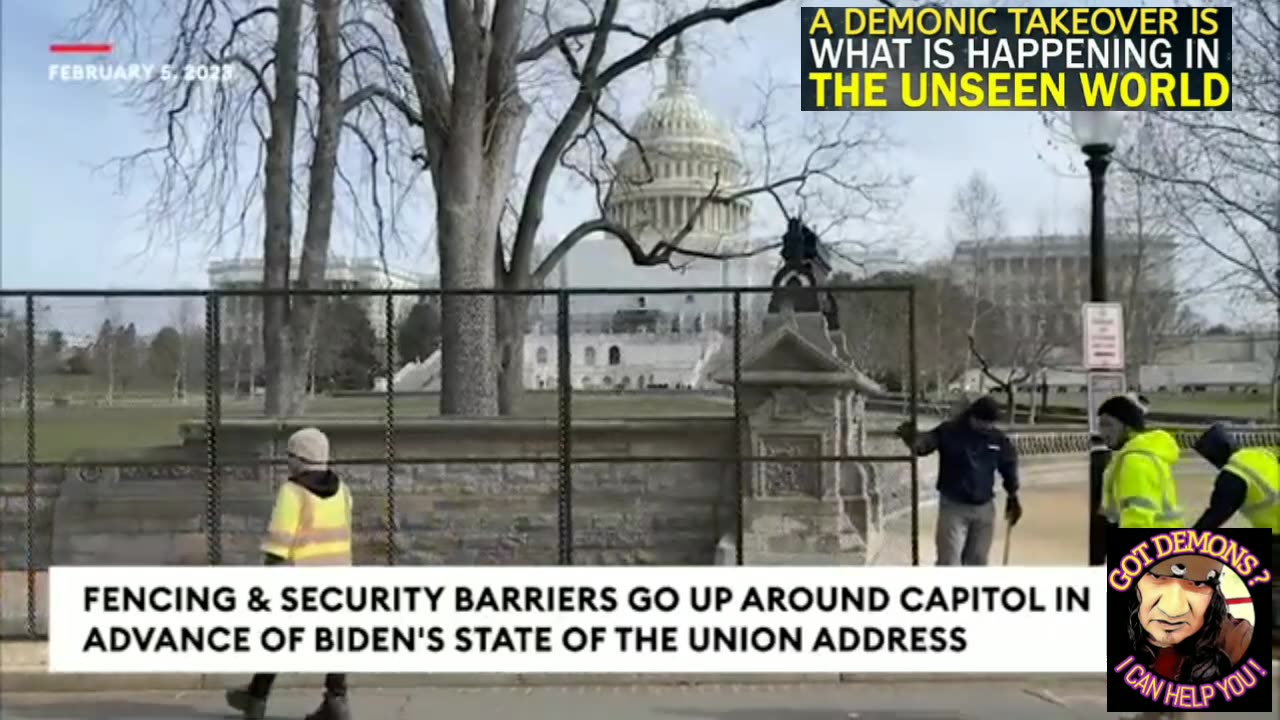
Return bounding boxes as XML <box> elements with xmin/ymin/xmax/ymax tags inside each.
<box><xmin>732</xmin><ymin>291</ymin><xmax>745</xmax><ymax>566</ymax></box>
<box><xmin>556</xmin><ymin>290</ymin><xmax>573</xmax><ymax>565</ymax></box>
<box><xmin>1088</xmin><ymin>437</ymin><xmax>1109</xmax><ymax>566</ymax></box>
<box><xmin>907</xmin><ymin>285</ymin><xmax>920</xmax><ymax>567</ymax></box>
<box><xmin>384</xmin><ymin>293</ymin><xmax>397</xmax><ymax>566</ymax></box>
<box><xmin>24</xmin><ymin>295</ymin><xmax>37</xmax><ymax>638</ymax></box>
<box><xmin>204</xmin><ymin>293</ymin><xmax>223</xmax><ymax>565</ymax></box>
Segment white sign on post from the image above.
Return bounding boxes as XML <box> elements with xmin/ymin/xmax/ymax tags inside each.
<box><xmin>1086</xmin><ymin>371</ymin><xmax>1127</xmax><ymax>435</ymax></box>
<box><xmin>1082</xmin><ymin>302</ymin><xmax>1125</xmax><ymax>370</ymax></box>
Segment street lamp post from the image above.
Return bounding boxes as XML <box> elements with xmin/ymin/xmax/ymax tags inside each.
<box><xmin>1070</xmin><ymin>111</ymin><xmax>1126</xmax><ymax>567</ymax></box>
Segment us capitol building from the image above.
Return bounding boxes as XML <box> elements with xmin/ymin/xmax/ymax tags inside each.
<box><xmin>213</xmin><ymin>38</ymin><xmax>773</xmax><ymax>392</ymax></box>
<box><xmin>522</xmin><ymin>36</ymin><xmax>770</xmax><ymax>390</ymax></box>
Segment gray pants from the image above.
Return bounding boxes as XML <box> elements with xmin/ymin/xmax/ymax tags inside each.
<box><xmin>935</xmin><ymin>497</ymin><xmax>995</xmax><ymax>566</ymax></box>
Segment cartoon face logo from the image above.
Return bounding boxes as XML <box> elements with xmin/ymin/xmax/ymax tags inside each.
<box><xmin>1126</xmin><ymin>554</ymin><xmax>1254</xmax><ymax>683</ymax></box>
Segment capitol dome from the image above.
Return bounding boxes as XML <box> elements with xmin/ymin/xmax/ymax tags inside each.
<box><xmin>606</xmin><ymin>37</ymin><xmax>752</xmax><ymax>255</ymax></box>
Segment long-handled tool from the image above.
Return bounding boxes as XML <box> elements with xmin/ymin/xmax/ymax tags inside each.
<box><xmin>1001</xmin><ymin>523</ymin><xmax>1013</xmax><ymax>565</ymax></box>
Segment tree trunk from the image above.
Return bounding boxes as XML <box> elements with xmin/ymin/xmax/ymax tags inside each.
<box><xmin>284</xmin><ymin>0</ymin><xmax>343</xmax><ymax>416</ymax></box>
<box><xmin>496</xmin><ymin>292</ymin><xmax>528</xmax><ymax>415</ymax></box>
<box><xmin>260</xmin><ymin>0</ymin><xmax>302</xmax><ymax>418</ymax></box>
<box><xmin>437</xmin><ymin>211</ymin><xmax>500</xmax><ymax>415</ymax></box>
<box><xmin>105</xmin><ymin>340</ymin><xmax>115</xmax><ymax>406</ymax></box>
<box><xmin>390</xmin><ymin>0</ymin><xmax>530</xmax><ymax>416</ymax></box>
<box><xmin>174</xmin><ymin>338</ymin><xmax>185</xmax><ymax>402</ymax></box>
<box><xmin>230</xmin><ymin>341</ymin><xmax>243</xmax><ymax>397</ymax></box>
<box><xmin>434</xmin><ymin>92</ymin><xmax>525</xmax><ymax>416</ymax></box>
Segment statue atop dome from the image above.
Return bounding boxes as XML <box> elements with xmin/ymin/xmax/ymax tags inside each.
<box><xmin>602</xmin><ymin>30</ymin><xmax>751</xmax><ymax>260</ymax></box>
<box><xmin>663</xmin><ymin>36</ymin><xmax>692</xmax><ymax>96</ymax></box>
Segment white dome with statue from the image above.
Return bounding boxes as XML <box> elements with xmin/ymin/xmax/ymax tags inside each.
<box><xmin>384</xmin><ymin>38</ymin><xmax>769</xmax><ymax>393</ymax></box>
<box><xmin>548</xmin><ymin>35</ymin><xmax>765</xmax><ymax>328</ymax></box>
<box><xmin>606</xmin><ymin>36</ymin><xmax>752</xmax><ymax>256</ymax></box>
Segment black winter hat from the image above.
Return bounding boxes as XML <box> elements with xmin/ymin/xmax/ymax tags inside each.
<box><xmin>1194</xmin><ymin>423</ymin><xmax>1238</xmax><ymax>469</ymax></box>
<box><xmin>968</xmin><ymin>395</ymin><xmax>1000</xmax><ymax>422</ymax></box>
<box><xmin>1097</xmin><ymin>395</ymin><xmax>1145</xmax><ymax>430</ymax></box>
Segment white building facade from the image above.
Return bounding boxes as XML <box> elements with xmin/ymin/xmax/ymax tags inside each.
<box><xmin>207</xmin><ymin>257</ymin><xmax>430</xmax><ymax>344</ymax></box>
<box><xmin>522</xmin><ymin>329</ymin><xmax>721</xmax><ymax>390</ymax></box>
<box><xmin>950</xmin><ymin>233</ymin><xmax>1178</xmax><ymax>342</ymax></box>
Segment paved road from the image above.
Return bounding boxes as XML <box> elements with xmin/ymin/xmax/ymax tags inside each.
<box><xmin>2</xmin><ymin>682</ymin><xmax>1277</xmax><ymax>720</ymax></box>
<box><xmin>875</xmin><ymin>457</ymin><xmax>1238</xmax><ymax>566</ymax></box>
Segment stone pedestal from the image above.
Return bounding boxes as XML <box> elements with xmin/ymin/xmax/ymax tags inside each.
<box><xmin>716</xmin><ymin>310</ymin><xmax>882</xmax><ymax>564</ymax></box>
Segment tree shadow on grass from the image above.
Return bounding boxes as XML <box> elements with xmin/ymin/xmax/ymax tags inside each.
<box><xmin>653</xmin><ymin>708</ymin><xmax>974</xmax><ymax>720</ymax></box>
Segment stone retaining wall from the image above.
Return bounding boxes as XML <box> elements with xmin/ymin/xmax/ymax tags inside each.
<box><xmin>3</xmin><ymin>423</ymin><xmax>1277</xmax><ymax>573</ymax></box>
<box><xmin>4</xmin><ymin>419</ymin><xmax>1273</xmax><ymax>635</ymax></box>
<box><xmin>0</xmin><ymin>419</ymin><xmax>747</xmax><ymax>571</ymax></box>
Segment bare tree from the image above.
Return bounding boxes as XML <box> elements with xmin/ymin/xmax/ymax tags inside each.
<box><xmin>1125</xmin><ymin>0</ymin><xmax>1279</xmax><ymax>413</ymax></box>
<box><xmin>83</xmin><ymin>0</ymin><xmax>904</xmax><ymax>416</ymax></box>
<box><xmin>95</xmin><ymin>299</ymin><xmax>123</xmax><ymax>405</ymax></box>
<box><xmin>1125</xmin><ymin>0</ymin><xmax>1279</xmax><ymax>298</ymax></box>
<box><xmin>1039</xmin><ymin>0</ymin><xmax>1278</xmax><ymax>408</ymax></box>
<box><xmin>834</xmin><ymin>265</ymin><xmax>999</xmax><ymax>397</ymax></box>
<box><xmin>73</xmin><ymin>0</ymin><xmax>424</xmax><ymax>416</ymax></box>
<box><xmin>1104</xmin><ymin>116</ymin><xmax>1209</xmax><ymax>387</ymax></box>
<box><xmin>169</xmin><ymin>298</ymin><xmax>201</xmax><ymax>402</ymax></box>
<box><xmin>947</xmin><ymin>171</ymin><xmax>1006</xmax><ymax>381</ymax></box>
<box><xmin>386</xmin><ymin>0</ymin><xmax>897</xmax><ymax>415</ymax></box>
<box><xmin>962</xmin><ymin>219</ymin><xmax>1054</xmax><ymax>420</ymax></box>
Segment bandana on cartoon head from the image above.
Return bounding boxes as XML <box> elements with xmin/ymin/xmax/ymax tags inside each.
<box><xmin>1147</xmin><ymin>555</ymin><xmax>1224</xmax><ymax>584</ymax></box>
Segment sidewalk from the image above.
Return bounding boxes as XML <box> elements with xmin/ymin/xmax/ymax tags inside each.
<box><xmin>1</xmin><ymin>680</ymin><xmax>1276</xmax><ymax>720</ymax></box>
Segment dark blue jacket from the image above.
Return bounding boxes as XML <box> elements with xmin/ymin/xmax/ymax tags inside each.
<box><xmin>912</xmin><ymin>418</ymin><xmax>1019</xmax><ymax>505</ymax></box>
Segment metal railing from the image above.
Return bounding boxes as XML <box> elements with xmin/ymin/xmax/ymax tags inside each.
<box><xmin>0</xmin><ymin>284</ymin><xmax>922</xmax><ymax>639</ymax></box>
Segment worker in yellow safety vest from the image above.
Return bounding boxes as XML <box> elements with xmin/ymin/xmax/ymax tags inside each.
<box><xmin>226</xmin><ymin>427</ymin><xmax>353</xmax><ymax>720</ymax></box>
<box><xmin>1192</xmin><ymin>423</ymin><xmax>1280</xmax><ymax>534</ymax></box>
<box><xmin>1096</xmin><ymin>395</ymin><xmax>1185</xmax><ymax>529</ymax></box>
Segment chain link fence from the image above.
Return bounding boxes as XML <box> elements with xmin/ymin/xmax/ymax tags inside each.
<box><xmin>6</xmin><ymin>286</ymin><xmax>1276</xmax><ymax>641</ymax></box>
<box><xmin>0</xmin><ymin>284</ymin><xmax>925</xmax><ymax>639</ymax></box>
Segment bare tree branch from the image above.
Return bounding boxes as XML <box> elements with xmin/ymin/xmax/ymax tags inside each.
<box><xmin>518</xmin><ymin>20</ymin><xmax>651</xmax><ymax>63</ymax></box>
<box><xmin>340</xmin><ymin>83</ymin><xmax>423</xmax><ymax>123</ymax></box>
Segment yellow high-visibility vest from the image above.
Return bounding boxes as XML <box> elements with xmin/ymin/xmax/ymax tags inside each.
<box><xmin>1224</xmin><ymin>447</ymin><xmax>1279</xmax><ymax>534</ymax></box>
<box><xmin>261</xmin><ymin>480</ymin><xmax>353</xmax><ymax>565</ymax></box>
<box><xmin>1101</xmin><ymin>430</ymin><xmax>1184</xmax><ymax>529</ymax></box>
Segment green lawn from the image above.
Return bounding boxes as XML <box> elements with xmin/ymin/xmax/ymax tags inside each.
<box><xmin>0</xmin><ymin>392</ymin><xmax>733</xmax><ymax>463</ymax></box>
<box><xmin>1039</xmin><ymin>391</ymin><xmax>1273</xmax><ymax>420</ymax></box>
<box><xmin>2</xmin><ymin>387</ymin><xmax>1271</xmax><ymax>463</ymax></box>
<box><xmin>13</xmin><ymin>373</ymin><xmax>178</xmax><ymax>398</ymax></box>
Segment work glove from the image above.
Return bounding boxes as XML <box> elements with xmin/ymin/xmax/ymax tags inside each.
<box><xmin>894</xmin><ymin>420</ymin><xmax>915</xmax><ymax>445</ymax></box>
<box><xmin>1005</xmin><ymin>494</ymin><xmax>1023</xmax><ymax>527</ymax></box>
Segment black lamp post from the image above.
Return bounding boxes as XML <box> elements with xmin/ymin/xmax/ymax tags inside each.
<box><xmin>1084</xmin><ymin>145</ymin><xmax>1112</xmax><ymax>304</ymax></box>
<box><xmin>1070</xmin><ymin>110</ymin><xmax>1126</xmax><ymax>567</ymax></box>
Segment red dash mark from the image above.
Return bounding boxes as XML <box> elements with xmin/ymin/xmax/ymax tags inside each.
<box><xmin>50</xmin><ymin>43</ymin><xmax>113</xmax><ymax>54</ymax></box>
<box><xmin>1226</xmin><ymin>597</ymin><xmax>1253</xmax><ymax>605</ymax></box>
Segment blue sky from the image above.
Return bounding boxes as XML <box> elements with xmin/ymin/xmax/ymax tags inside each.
<box><xmin>0</xmin><ymin>0</ymin><xmax>1245</xmax><ymax>333</ymax></box>
<box><xmin>1</xmin><ymin>2</ymin><xmax>1085</xmax><ymax>287</ymax></box>
<box><xmin>1</xmin><ymin>1</ymin><xmax>174</xmax><ymax>288</ymax></box>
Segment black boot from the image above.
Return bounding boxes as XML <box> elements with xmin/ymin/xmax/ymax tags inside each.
<box><xmin>304</xmin><ymin>692</ymin><xmax>351</xmax><ymax>720</ymax></box>
<box><xmin>225</xmin><ymin>687</ymin><xmax>267</xmax><ymax>720</ymax></box>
